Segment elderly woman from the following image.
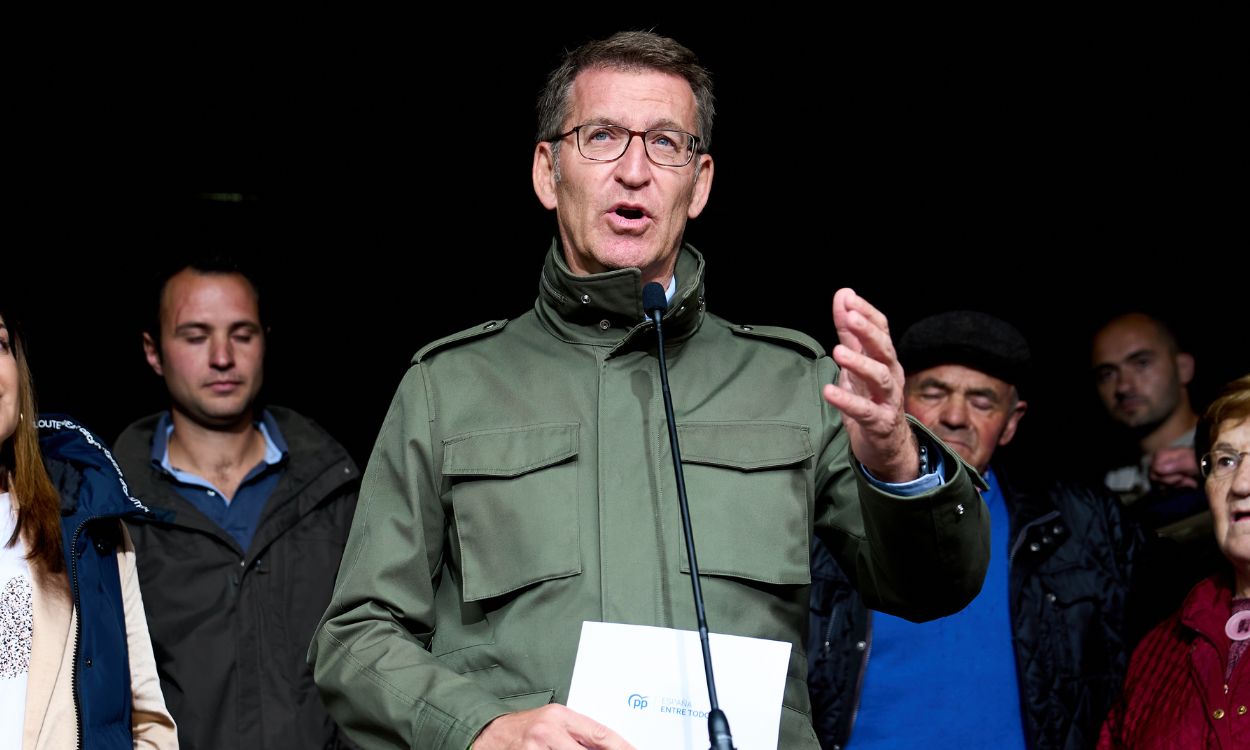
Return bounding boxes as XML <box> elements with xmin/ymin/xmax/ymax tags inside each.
<box><xmin>1100</xmin><ymin>374</ymin><xmax>1250</xmax><ymax>748</ymax></box>
<box><xmin>0</xmin><ymin>308</ymin><xmax>176</xmax><ymax>749</ymax></box>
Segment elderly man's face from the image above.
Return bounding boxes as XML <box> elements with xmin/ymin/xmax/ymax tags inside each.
<box><xmin>905</xmin><ymin>364</ymin><xmax>1027</xmax><ymax>475</ymax></box>
<box><xmin>532</xmin><ymin>67</ymin><xmax>714</xmax><ymax>287</ymax></box>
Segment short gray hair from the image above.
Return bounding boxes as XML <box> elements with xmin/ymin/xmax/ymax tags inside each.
<box><xmin>536</xmin><ymin>30</ymin><xmax>715</xmax><ymax>171</ymax></box>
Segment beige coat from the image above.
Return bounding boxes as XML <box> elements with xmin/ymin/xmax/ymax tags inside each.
<box><xmin>23</xmin><ymin>523</ymin><xmax>177</xmax><ymax>749</ymax></box>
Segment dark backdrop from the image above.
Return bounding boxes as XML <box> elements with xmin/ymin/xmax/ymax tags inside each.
<box><xmin>9</xmin><ymin>22</ymin><xmax>1243</xmax><ymax>479</ymax></box>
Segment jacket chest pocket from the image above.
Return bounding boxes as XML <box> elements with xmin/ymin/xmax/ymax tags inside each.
<box><xmin>443</xmin><ymin>422</ymin><xmax>582</xmax><ymax>602</ymax></box>
<box><xmin>676</xmin><ymin>421</ymin><xmax>815</xmax><ymax>585</ymax></box>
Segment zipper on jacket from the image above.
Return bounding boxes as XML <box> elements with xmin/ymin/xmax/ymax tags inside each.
<box><xmin>823</xmin><ymin>600</ymin><xmax>843</xmax><ymax>653</ymax></box>
<box><xmin>68</xmin><ymin>511</ymin><xmax>135</xmax><ymax>750</ymax></box>
<box><xmin>1007</xmin><ymin>511</ymin><xmax>1058</xmax><ymax>750</ymax></box>
<box><xmin>847</xmin><ymin>612</ymin><xmax>872</xmax><ymax>743</ymax></box>
<box><xmin>69</xmin><ymin>515</ymin><xmax>91</xmax><ymax>750</ymax></box>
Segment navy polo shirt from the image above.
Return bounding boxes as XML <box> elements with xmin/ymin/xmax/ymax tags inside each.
<box><xmin>151</xmin><ymin>410</ymin><xmax>288</xmax><ymax>552</ymax></box>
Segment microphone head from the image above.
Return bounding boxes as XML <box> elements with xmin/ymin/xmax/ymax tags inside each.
<box><xmin>642</xmin><ymin>282</ymin><xmax>669</xmax><ymax>317</ymax></box>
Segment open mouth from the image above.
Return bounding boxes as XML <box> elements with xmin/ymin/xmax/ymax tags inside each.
<box><xmin>615</xmin><ymin>207</ymin><xmax>645</xmax><ymax>220</ymax></box>
<box><xmin>1233</xmin><ymin>510</ymin><xmax>1250</xmax><ymax>523</ymax></box>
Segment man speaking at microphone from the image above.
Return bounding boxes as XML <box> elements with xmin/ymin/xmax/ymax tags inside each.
<box><xmin>309</xmin><ymin>31</ymin><xmax>989</xmax><ymax>750</ymax></box>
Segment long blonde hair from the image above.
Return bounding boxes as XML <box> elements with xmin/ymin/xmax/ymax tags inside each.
<box><xmin>1</xmin><ymin>314</ymin><xmax>64</xmax><ymax>573</ymax></box>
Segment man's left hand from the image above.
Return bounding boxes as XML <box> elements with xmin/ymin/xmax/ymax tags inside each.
<box><xmin>822</xmin><ymin>288</ymin><xmax>920</xmax><ymax>483</ymax></box>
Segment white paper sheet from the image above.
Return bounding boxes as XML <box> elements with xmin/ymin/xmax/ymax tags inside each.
<box><xmin>567</xmin><ymin>621</ymin><xmax>791</xmax><ymax>750</ymax></box>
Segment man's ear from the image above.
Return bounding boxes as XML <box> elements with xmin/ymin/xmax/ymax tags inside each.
<box><xmin>143</xmin><ymin>332</ymin><xmax>163</xmax><ymax>376</ymax></box>
<box><xmin>533</xmin><ymin>141</ymin><xmax>559</xmax><ymax>210</ymax></box>
<box><xmin>1176</xmin><ymin>352</ymin><xmax>1195</xmax><ymax>386</ymax></box>
<box><xmin>998</xmin><ymin>399</ymin><xmax>1029</xmax><ymax>448</ymax></box>
<box><xmin>686</xmin><ymin>154</ymin><xmax>714</xmax><ymax>219</ymax></box>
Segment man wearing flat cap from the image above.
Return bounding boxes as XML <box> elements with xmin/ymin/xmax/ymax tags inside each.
<box><xmin>808</xmin><ymin>311</ymin><xmax>1140</xmax><ymax>750</ymax></box>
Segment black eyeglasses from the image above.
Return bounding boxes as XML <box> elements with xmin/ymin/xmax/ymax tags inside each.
<box><xmin>550</xmin><ymin>124</ymin><xmax>700</xmax><ymax>167</ymax></box>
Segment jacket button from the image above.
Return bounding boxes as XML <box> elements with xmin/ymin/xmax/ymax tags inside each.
<box><xmin>581</xmin><ymin>294</ymin><xmax>590</xmax><ymax>304</ymax></box>
<box><xmin>1029</xmin><ymin>542</ymin><xmax>1042</xmax><ymax>552</ymax></box>
<box><xmin>599</xmin><ymin>320</ymin><xmax>611</xmax><ymax>330</ymax></box>
<box><xmin>1238</xmin><ymin>705</ymin><xmax>1247</xmax><ymax>715</ymax></box>
<box><xmin>855</xmin><ymin>641</ymin><xmax>867</xmax><ymax>651</ymax></box>
<box><xmin>1046</xmin><ymin>593</ymin><xmax>1057</xmax><ymax>603</ymax></box>
<box><xmin>1052</xmin><ymin>525</ymin><xmax>1065</xmax><ymax>535</ymax></box>
<box><xmin>1042</xmin><ymin>535</ymin><xmax>1053</xmax><ymax>545</ymax></box>
<box><xmin>1213</xmin><ymin>709</ymin><xmax>1225</xmax><ymax>719</ymax></box>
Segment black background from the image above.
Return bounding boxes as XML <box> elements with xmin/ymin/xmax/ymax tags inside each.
<box><xmin>8</xmin><ymin>21</ymin><xmax>1244</xmax><ymax>477</ymax></box>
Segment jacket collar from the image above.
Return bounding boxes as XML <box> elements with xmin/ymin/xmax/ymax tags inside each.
<box><xmin>115</xmin><ymin>407</ymin><xmax>359</xmax><ymax>556</ymax></box>
<box><xmin>1180</xmin><ymin>572</ymin><xmax>1236</xmax><ymax>658</ymax></box>
<box><xmin>534</xmin><ymin>239</ymin><xmax>706</xmax><ymax>354</ymax></box>
<box><xmin>37</xmin><ymin>415</ymin><xmax>150</xmax><ymax>520</ymax></box>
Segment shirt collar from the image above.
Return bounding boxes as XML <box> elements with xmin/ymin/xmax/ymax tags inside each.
<box><xmin>151</xmin><ymin>409</ymin><xmax>287</xmax><ymax>479</ymax></box>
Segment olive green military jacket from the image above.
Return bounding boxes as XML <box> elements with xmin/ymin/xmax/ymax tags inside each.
<box><xmin>310</xmin><ymin>244</ymin><xmax>989</xmax><ymax>749</ymax></box>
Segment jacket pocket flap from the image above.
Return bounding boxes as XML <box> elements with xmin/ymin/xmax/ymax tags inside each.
<box><xmin>443</xmin><ymin>423</ymin><xmax>579</xmax><ymax>478</ymax></box>
<box><xmin>500</xmin><ymin>689</ymin><xmax>556</xmax><ymax>711</ymax></box>
<box><xmin>672</xmin><ymin>422</ymin><xmax>813</xmax><ymax>585</ymax></box>
<box><xmin>677</xmin><ymin>421</ymin><xmax>814</xmax><ymax>470</ymax></box>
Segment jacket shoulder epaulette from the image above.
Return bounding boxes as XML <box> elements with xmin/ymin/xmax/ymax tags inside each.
<box><xmin>414</xmin><ymin>319</ymin><xmax>509</xmax><ymax>363</ymax></box>
<box><xmin>725</xmin><ymin>322</ymin><xmax>824</xmax><ymax>359</ymax></box>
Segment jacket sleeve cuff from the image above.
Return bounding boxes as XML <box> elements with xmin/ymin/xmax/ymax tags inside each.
<box><xmin>859</xmin><ymin>428</ymin><xmax>948</xmax><ymax>496</ymax></box>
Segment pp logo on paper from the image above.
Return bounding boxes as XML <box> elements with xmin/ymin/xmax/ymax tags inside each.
<box><xmin>627</xmin><ymin>694</ymin><xmax>649</xmax><ymax>710</ymax></box>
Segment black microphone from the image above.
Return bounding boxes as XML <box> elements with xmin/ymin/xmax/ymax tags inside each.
<box><xmin>643</xmin><ymin>281</ymin><xmax>736</xmax><ymax>750</ymax></box>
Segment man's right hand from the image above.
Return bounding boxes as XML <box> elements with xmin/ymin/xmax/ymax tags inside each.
<box><xmin>474</xmin><ymin>705</ymin><xmax>637</xmax><ymax>749</ymax></box>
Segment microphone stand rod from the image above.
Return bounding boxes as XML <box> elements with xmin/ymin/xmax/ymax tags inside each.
<box><xmin>648</xmin><ymin>287</ymin><xmax>736</xmax><ymax>750</ymax></box>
